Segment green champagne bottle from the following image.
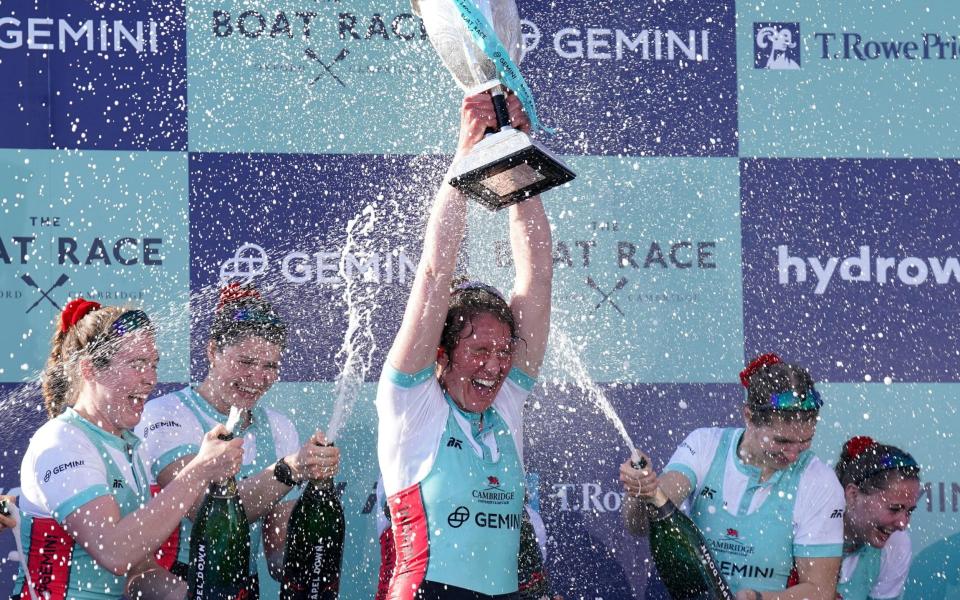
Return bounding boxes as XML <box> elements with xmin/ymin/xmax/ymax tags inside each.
<box><xmin>518</xmin><ymin>511</ymin><xmax>551</xmax><ymax>600</ymax></box>
<box><xmin>280</xmin><ymin>477</ymin><xmax>345</xmax><ymax>600</ymax></box>
<box><xmin>188</xmin><ymin>427</ymin><xmax>251</xmax><ymax>600</ymax></box>
<box><xmin>634</xmin><ymin>456</ymin><xmax>734</xmax><ymax>600</ymax></box>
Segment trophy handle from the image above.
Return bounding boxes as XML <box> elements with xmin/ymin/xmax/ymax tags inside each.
<box><xmin>489</xmin><ymin>87</ymin><xmax>512</xmax><ymax>132</ymax></box>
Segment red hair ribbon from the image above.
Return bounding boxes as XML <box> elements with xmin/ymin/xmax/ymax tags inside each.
<box><xmin>60</xmin><ymin>298</ymin><xmax>102</xmax><ymax>333</ymax></box>
<box><xmin>845</xmin><ymin>436</ymin><xmax>875</xmax><ymax>459</ymax></box>
<box><xmin>216</xmin><ymin>282</ymin><xmax>261</xmax><ymax>312</ymax></box>
<box><xmin>739</xmin><ymin>353</ymin><xmax>782</xmax><ymax>388</ymax></box>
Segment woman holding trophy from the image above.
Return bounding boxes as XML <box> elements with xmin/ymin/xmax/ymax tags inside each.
<box><xmin>376</xmin><ymin>85</ymin><xmax>552</xmax><ymax>598</ymax></box>
<box><xmin>378</xmin><ymin>0</ymin><xmax>567</xmax><ymax>597</ymax></box>
<box><xmin>375</xmin><ymin>0</ymin><xmax>563</xmax><ymax>592</ymax></box>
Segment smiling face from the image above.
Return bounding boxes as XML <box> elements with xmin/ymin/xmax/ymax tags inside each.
<box><xmin>741</xmin><ymin>410</ymin><xmax>817</xmax><ymax>472</ymax></box>
<box><xmin>438</xmin><ymin>312</ymin><xmax>514</xmax><ymax>414</ymax></box>
<box><xmin>845</xmin><ymin>476</ymin><xmax>920</xmax><ymax>549</ymax></box>
<box><xmin>89</xmin><ymin>329</ymin><xmax>159</xmax><ymax>434</ymax></box>
<box><xmin>206</xmin><ymin>336</ymin><xmax>282</xmax><ymax>411</ymax></box>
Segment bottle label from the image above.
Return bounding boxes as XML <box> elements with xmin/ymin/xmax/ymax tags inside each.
<box><xmin>192</xmin><ymin>543</ymin><xmax>207</xmax><ymax>600</ymax></box>
<box><xmin>696</xmin><ymin>540</ymin><xmax>735</xmax><ymax>600</ymax></box>
<box><xmin>308</xmin><ymin>543</ymin><xmax>326</xmax><ymax>599</ymax></box>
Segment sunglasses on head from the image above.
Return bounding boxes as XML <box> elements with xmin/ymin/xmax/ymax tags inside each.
<box><xmin>763</xmin><ymin>388</ymin><xmax>823</xmax><ymax>411</ymax></box>
<box><xmin>230</xmin><ymin>307</ymin><xmax>283</xmax><ymax>326</ymax></box>
<box><xmin>874</xmin><ymin>448</ymin><xmax>919</xmax><ymax>473</ymax></box>
<box><xmin>111</xmin><ymin>309</ymin><xmax>151</xmax><ymax>336</ymax></box>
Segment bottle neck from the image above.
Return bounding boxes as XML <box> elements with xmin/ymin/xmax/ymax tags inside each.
<box><xmin>210</xmin><ymin>476</ymin><xmax>239</xmax><ymax>496</ymax></box>
<box><xmin>304</xmin><ymin>477</ymin><xmax>335</xmax><ymax>495</ymax></box>
<box><xmin>646</xmin><ymin>489</ymin><xmax>676</xmax><ymax>521</ymax></box>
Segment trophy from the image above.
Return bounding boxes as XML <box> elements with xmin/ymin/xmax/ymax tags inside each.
<box><xmin>413</xmin><ymin>0</ymin><xmax>575</xmax><ymax>210</ymax></box>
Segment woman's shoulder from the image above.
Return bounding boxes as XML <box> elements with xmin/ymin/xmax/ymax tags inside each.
<box><xmin>26</xmin><ymin>417</ymin><xmax>96</xmax><ymax>455</ymax></box>
<box><xmin>138</xmin><ymin>387</ymin><xmax>199</xmax><ymax>428</ymax></box>
<box><xmin>259</xmin><ymin>405</ymin><xmax>297</xmax><ymax>435</ymax></box>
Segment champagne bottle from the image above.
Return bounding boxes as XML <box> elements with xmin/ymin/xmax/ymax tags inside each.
<box><xmin>518</xmin><ymin>511</ymin><xmax>550</xmax><ymax>600</ymax></box>
<box><xmin>280</xmin><ymin>477</ymin><xmax>345</xmax><ymax>600</ymax></box>
<box><xmin>188</xmin><ymin>416</ymin><xmax>251</xmax><ymax>600</ymax></box>
<box><xmin>633</xmin><ymin>455</ymin><xmax>734</xmax><ymax>600</ymax></box>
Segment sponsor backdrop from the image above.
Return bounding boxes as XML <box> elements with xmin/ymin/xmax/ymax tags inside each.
<box><xmin>0</xmin><ymin>0</ymin><xmax>958</xmax><ymax>598</ymax></box>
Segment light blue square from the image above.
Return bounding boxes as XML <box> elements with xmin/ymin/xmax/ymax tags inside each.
<box><xmin>465</xmin><ymin>156</ymin><xmax>744</xmax><ymax>384</ymax></box>
<box><xmin>0</xmin><ymin>149</ymin><xmax>190</xmax><ymax>382</ymax></box>
<box><xmin>738</xmin><ymin>1</ymin><xmax>960</xmax><ymax>157</ymax></box>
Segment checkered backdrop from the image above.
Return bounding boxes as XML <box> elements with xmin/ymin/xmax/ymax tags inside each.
<box><xmin>1</xmin><ymin>0</ymin><xmax>959</xmax><ymax>598</ymax></box>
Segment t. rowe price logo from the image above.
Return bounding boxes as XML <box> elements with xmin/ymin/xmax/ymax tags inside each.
<box><xmin>753</xmin><ymin>20</ymin><xmax>960</xmax><ymax>64</ymax></box>
<box><xmin>753</xmin><ymin>22</ymin><xmax>800</xmax><ymax>69</ymax></box>
<box><xmin>778</xmin><ymin>245</ymin><xmax>960</xmax><ymax>294</ymax></box>
<box><xmin>218</xmin><ymin>242</ymin><xmax>416</xmax><ymax>287</ymax></box>
<box><xmin>0</xmin><ymin>17</ymin><xmax>160</xmax><ymax>53</ymax></box>
<box><xmin>550</xmin><ymin>482</ymin><xmax>624</xmax><ymax>513</ymax></box>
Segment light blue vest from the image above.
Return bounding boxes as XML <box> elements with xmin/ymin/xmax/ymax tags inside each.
<box><xmin>417</xmin><ymin>394</ymin><xmax>525</xmax><ymax>594</ymax></box>
<box><xmin>689</xmin><ymin>428</ymin><xmax>811</xmax><ymax>592</ymax></box>
<box><xmin>838</xmin><ymin>545</ymin><xmax>883</xmax><ymax>600</ymax></box>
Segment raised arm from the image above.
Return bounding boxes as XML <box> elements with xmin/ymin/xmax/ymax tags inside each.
<box><xmin>387</xmin><ymin>93</ymin><xmax>504</xmax><ymax>374</ymax></box>
<box><xmin>508</xmin><ymin>194</ymin><xmax>552</xmax><ymax>376</ymax></box>
<box><xmin>500</xmin><ymin>93</ymin><xmax>552</xmax><ymax>376</ymax></box>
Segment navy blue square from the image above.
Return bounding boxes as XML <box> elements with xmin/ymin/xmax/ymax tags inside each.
<box><xmin>189</xmin><ymin>152</ymin><xmax>433</xmax><ymax>382</ymax></box>
<box><xmin>741</xmin><ymin>158</ymin><xmax>960</xmax><ymax>382</ymax></box>
<box><xmin>520</xmin><ymin>0</ymin><xmax>738</xmax><ymax>156</ymax></box>
<box><xmin>0</xmin><ymin>0</ymin><xmax>186</xmax><ymax>150</ymax></box>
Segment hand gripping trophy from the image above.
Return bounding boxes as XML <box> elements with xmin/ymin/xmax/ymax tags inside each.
<box><xmin>413</xmin><ymin>0</ymin><xmax>576</xmax><ymax>210</ymax></box>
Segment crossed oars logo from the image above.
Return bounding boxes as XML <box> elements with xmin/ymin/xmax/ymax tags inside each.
<box><xmin>21</xmin><ymin>273</ymin><xmax>70</xmax><ymax>313</ymax></box>
<box><xmin>586</xmin><ymin>276</ymin><xmax>627</xmax><ymax>316</ymax></box>
<box><xmin>305</xmin><ymin>47</ymin><xmax>350</xmax><ymax>87</ymax></box>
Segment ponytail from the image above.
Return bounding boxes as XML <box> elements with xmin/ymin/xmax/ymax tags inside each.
<box><xmin>40</xmin><ymin>301</ymin><xmax>132</xmax><ymax>419</ymax></box>
<box><xmin>41</xmin><ymin>330</ymin><xmax>72</xmax><ymax>418</ymax></box>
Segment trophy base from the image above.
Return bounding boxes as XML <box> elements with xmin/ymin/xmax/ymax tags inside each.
<box><xmin>448</xmin><ymin>128</ymin><xmax>576</xmax><ymax>211</ymax></box>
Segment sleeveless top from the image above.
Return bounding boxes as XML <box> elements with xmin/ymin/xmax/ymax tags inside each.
<box><xmin>377</xmin><ymin>364</ymin><xmax>533</xmax><ymax>599</ymax></box>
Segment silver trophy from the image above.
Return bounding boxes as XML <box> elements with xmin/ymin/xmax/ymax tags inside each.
<box><xmin>414</xmin><ymin>0</ymin><xmax>575</xmax><ymax>210</ymax></box>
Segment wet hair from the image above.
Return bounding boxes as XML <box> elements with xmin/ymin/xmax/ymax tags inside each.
<box><xmin>42</xmin><ymin>304</ymin><xmax>153</xmax><ymax>419</ymax></box>
<box><xmin>835</xmin><ymin>436</ymin><xmax>920</xmax><ymax>495</ymax></box>
<box><xmin>209</xmin><ymin>284</ymin><xmax>287</xmax><ymax>352</ymax></box>
<box><xmin>740</xmin><ymin>353</ymin><xmax>820</xmax><ymax>426</ymax></box>
<box><xmin>439</xmin><ymin>278</ymin><xmax>519</xmax><ymax>363</ymax></box>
